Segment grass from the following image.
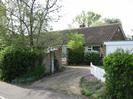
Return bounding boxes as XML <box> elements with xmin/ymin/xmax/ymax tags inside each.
<box><xmin>80</xmin><ymin>75</ymin><xmax>105</xmax><ymax>99</ymax></box>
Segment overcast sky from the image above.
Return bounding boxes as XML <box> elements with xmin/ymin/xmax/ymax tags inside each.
<box><xmin>51</xmin><ymin>0</ymin><xmax>133</xmax><ymax>36</ymax></box>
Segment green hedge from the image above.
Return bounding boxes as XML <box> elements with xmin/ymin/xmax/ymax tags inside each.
<box><xmin>0</xmin><ymin>46</ymin><xmax>43</xmax><ymax>82</ymax></box>
<box><xmin>68</xmin><ymin>48</ymin><xmax>84</xmax><ymax>65</ymax></box>
<box><xmin>84</xmin><ymin>51</ymin><xmax>103</xmax><ymax>66</ymax></box>
<box><xmin>12</xmin><ymin>65</ymin><xmax>45</xmax><ymax>84</ymax></box>
<box><xmin>104</xmin><ymin>49</ymin><xmax>133</xmax><ymax>99</ymax></box>
<box><xmin>68</xmin><ymin>50</ymin><xmax>103</xmax><ymax>66</ymax></box>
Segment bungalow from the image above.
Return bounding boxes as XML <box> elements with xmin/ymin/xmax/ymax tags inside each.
<box><xmin>59</xmin><ymin>23</ymin><xmax>126</xmax><ymax>62</ymax></box>
<box><xmin>42</xmin><ymin>23</ymin><xmax>126</xmax><ymax>71</ymax></box>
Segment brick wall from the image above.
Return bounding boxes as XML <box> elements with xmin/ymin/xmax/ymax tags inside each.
<box><xmin>42</xmin><ymin>48</ymin><xmax>62</xmax><ymax>74</ymax></box>
<box><xmin>42</xmin><ymin>53</ymin><xmax>51</xmax><ymax>73</ymax></box>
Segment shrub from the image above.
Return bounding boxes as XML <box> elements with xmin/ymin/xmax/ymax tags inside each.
<box><xmin>68</xmin><ymin>48</ymin><xmax>84</xmax><ymax>65</ymax></box>
<box><xmin>104</xmin><ymin>49</ymin><xmax>133</xmax><ymax>99</ymax></box>
<box><xmin>67</xmin><ymin>33</ymin><xmax>85</xmax><ymax>65</ymax></box>
<box><xmin>0</xmin><ymin>46</ymin><xmax>43</xmax><ymax>82</ymax></box>
<box><xmin>84</xmin><ymin>51</ymin><xmax>103</xmax><ymax>66</ymax></box>
<box><xmin>12</xmin><ymin>65</ymin><xmax>45</xmax><ymax>84</ymax></box>
<box><xmin>67</xmin><ymin>33</ymin><xmax>85</xmax><ymax>49</ymax></box>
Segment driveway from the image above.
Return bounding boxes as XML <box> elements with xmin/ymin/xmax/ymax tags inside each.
<box><xmin>0</xmin><ymin>66</ymin><xmax>90</xmax><ymax>99</ymax></box>
<box><xmin>30</xmin><ymin>66</ymin><xmax>90</xmax><ymax>95</ymax></box>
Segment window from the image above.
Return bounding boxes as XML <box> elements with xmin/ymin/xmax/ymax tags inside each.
<box><xmin>88</xmin><ymin>47</ymin><xmax>92</xmax><ymax>51</ymax></box>
<box><xmin>87</xmin><ymin>46</ymin><xmax>93</xmax><ymax>51</ymax></box>
<box><xmin>93</xmin><ymin>46</ymin><xmax>100</xmax><ymax>51</ymax></box>
<box><xmin>85</xmin><ymin>46</ymin><xmax>100</xmax><ymax>53</ymax></box>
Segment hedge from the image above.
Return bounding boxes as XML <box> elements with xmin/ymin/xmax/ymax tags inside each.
<box><xmin>84</xmin><ymin>51</ymin><xmax>103</xmax><ymax>66</ymax></box>
<box><xmin>68</xmin><ymin>48</ymin><xmax>84</xmax><ymax>65</ymax></box>
<box><xmin>12</xmin><ymin>65</ymin><xmax>45</xmax><ymax>84</ymax></box>
<box><xmin>0</xmin><ymin>46</ymin><xmax>43</xmax><ymax>82</ymax></box>
<box><xmin>104</xmin><ymin>49</ymin><xmax>133</xmax><ymax>99</ymax></box>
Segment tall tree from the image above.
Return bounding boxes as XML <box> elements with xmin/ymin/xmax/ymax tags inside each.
<box><xmin>4</xmin><ymin>0</ymin><xmax>61</xmax><ymax>47</ymax></box>
<box><xmin>73</xmin><ymin>11</ymin><xmax>101</xmax><ymax>27</ymax></box>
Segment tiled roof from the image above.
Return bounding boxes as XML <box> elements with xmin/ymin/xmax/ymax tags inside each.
<box><xmin>52</xmin><ymin>23</ymin><xmax>126</xmax><ymax>45</ymax></box>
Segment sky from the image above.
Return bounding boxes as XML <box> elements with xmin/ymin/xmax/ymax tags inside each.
<box><xmin>51</xmin><ymin>0</ymin><xmax>133</xmax><ymax>36</ymax></box>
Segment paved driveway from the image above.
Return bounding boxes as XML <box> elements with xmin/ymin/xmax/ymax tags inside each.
<box><xmin>0</xmin><ymin>66</ymin><xmax>90</xmax><ymax>99</ymax></box>
<box><xmin>30</xmin><ymin>66</ymin><xmax>90</xmax><ymax>95</ymax></box>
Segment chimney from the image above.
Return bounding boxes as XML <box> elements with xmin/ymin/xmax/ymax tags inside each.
<box><xmin>79</xmin><ymin>23</ymin><xmax>85</xmax><ymax>28</ymax></box>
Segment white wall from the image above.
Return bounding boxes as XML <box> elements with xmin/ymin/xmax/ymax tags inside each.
<box><xmin>104</xmin><ymin>41</ymin><xmax>133</xmax><ymax>55</ymax></box>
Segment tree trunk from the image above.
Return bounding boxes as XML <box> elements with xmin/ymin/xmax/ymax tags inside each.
<box><xmin>29</xmin><ymin>34</ymin><xmax>34</xmax><ymax>47</ymax></box>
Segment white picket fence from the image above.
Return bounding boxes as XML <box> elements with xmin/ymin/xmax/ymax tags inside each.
<box><xmin>90</xmin><ymin>62</ymin><xmax>105</xmax><ymax>82</ymax></box>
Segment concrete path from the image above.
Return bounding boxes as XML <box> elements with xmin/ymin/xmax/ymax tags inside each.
<box><xmin>0</xmin><ymin>66</ymin><xmax>90</xmax><ymax>99</ymax></box>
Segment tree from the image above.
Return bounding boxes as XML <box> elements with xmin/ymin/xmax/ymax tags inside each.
<box><xmin>73</xmin><ymin>11</ymin><xmax>101</xmax><ymax>27</ymax></box>
<box><xmin>67</xmin><ymin>33</ymin><xmax>85</xmax><ymax>65</ymax></box>
<box><xmin>36</xmin><ymin>32</ymin><xmax>65</xmax><ymax>50</ymax></box>
<box><xmin>0</xmin><ymin>1</ymin><xmax>10</xmax><ymax>49</ymax></box>
<box><xmin>67</xmin><ymin>33</ymin><xmax>85</xmax><ymax>49</ymax></box>
<box><xmin>104</xmin><ymin>18</ymin><xmax>121</xmax><ymax>24</ymax></box>
<box><xmin>4</xmin><ymin>0</ymin><xmax>61</xmax><ymax>47</ymax></box>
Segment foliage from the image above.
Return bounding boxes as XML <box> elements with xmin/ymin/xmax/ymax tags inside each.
<box><xmin>37</xmin><ymin>32</ymin><xmax>64</xmax><ymax>50</ymax></box>
<box><xmin>84</xmin><ymin>51</ymin><xmax>103</xmax><ymax>66</ymax></box>
<box><xmin>0</xmin><ymin>2</ymin><xmax>6</xmax><ymax>24</ymax></box>
<box><xmin>73</xmin><ymin>11</ymin><xmax>101</xmax><ymax>27</ymax></box>
<box><xmin>0</xmin><ymin>2</ymin><xmax>9</xmax><ymax>50</ymax></box>
<box><xmin>90</xmin><ymin>21</ymin><xmax>106</xmax><ymax>27</ymax></box>
<box><xmin>104</xmin><ymin>49</ymin><xmax>133</xmax><ymax>99</ymax></box>
<box><xmin>68</xmin><ymin>48</ymin><xmax>84</xmax><ymax>65</ymax></box>
<box><xmin>67</xmin><ymin>33</ymin><xmax>85</xmax><ymax>65</ymax></box>
<box><xmin>67</xmin><ymin>33</ymin><xmax>85</xmax><ymax>49</ymax></box>
<box><xmin>0</xmin><ymin>27</ymin><xmax>9</xmax><ymax>50</ymax></box>
<box><xmin>0</xmin><ymin>33</ymin><xmax>30</xmax><ymax>51</ymax></box>
<box><xmin>0</xmin><ymin>2</ymin><xmax>29</xmax><ymax>50</ymax></box>
<box><xmin>8</xmin><ymin>35</ymin><xmax>29</xmax><ymax>47</ymax></box>
<box><xmin>104</xmin><ymin>18</ymin><xmax>121</xmax><ymax>24</ymax></box>
<box><xmin>0</xmin><ymin>46</ymin><xmax>43</xmax><ymax>82</ymax></box>
<box><xmin>71</xmin><ymin>11</ymin><xmax>121</xmax><ymax>28</ymax></box>
<box><xmin>80</xmin><ymin>75</ymin><xmax>104</xmax><ymax>98</ymax></box>
<box><xmin>4</xmin><ymin>0</ymin><xmax>61</xmax><ymax>47</ymax></box>
<box><xmin>12</xmin><ymin>65</ymin><xmax>45</xmax><ymax>84</ymax></box>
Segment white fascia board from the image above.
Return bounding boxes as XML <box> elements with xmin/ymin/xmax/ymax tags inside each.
<box><xmin>104</xmin><ymin>41</ymin><xmax>133</xmax><ymax>46</ymax></box>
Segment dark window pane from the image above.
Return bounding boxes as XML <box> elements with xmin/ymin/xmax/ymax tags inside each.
<box><xmin>93</xmin><ymin>46</ymin><xmax>100</xmax><ymax>51</ymax></box>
